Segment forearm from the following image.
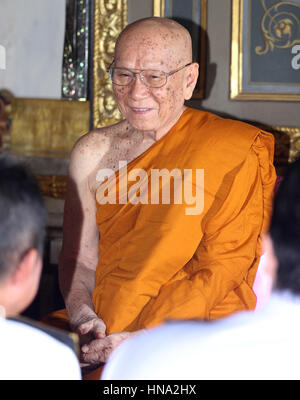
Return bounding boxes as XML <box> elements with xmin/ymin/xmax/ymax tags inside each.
<box><xmin>59</xmin><ymin>258</ymin><xmax>97</xmax><ymax>326</ymax></box>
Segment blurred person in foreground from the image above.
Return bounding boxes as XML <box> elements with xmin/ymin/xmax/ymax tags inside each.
<box><xmin>102</xmin><ymin>158</ymin><xmax>300</xmax><ymax>380</ymax></box>
<box><xmin>0</xmin><ymin>158</ymin><xmax>81</xmax><ymax>380</ymax></box>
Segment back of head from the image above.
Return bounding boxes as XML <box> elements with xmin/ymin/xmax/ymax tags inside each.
<box><xmin>270</xmin><ymin>158</ymin><xmax>300</xmax><ymax>294</ymax></box>
<box><xmin>0</xmin><ymin>158</ymin><xmax>47</xmax><ymax>282</ymax></box>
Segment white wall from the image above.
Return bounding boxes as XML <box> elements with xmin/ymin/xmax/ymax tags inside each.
<box><xmin>0</xmin><ymin>0</ymin><xmax>66</xmax><ymax>99</ymax></box>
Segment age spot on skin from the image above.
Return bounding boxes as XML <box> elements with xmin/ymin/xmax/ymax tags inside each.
<box><xmin>97</xmin><ymin>136</ymin><xmax>110</xmax><ymax>159</ymax></box>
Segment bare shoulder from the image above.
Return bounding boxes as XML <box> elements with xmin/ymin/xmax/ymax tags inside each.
<box><xmin>69</xmin><ymin>120</ymin><xmax>128</xmax><ymax>178</ymax></box>
<box><xmin>71</xmin><ymin>120</ymin><xmax>127</xmax><ymax>159</ymax></box>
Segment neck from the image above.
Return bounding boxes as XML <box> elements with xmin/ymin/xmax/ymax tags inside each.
<box><xmin>124</xmin><ymin>122</ymin><xmax>156</xmax><ymax>143</ymax></box>
<box><xmin>128</xmin><ymin>106</ymin><xmax>187</xmax><ymax>142</ymax></box>
<box><xmin>155</xmin><ymin>106</ymin><xmax>187</xmax><ymax>141</ymax></box>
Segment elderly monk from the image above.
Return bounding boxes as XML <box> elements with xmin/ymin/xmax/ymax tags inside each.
<box><xmin>49</xmin><ymin>17</ymin><xmax>276</xmax><ymax>370</ymax></box>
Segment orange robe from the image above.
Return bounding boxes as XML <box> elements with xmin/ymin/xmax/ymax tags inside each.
<box><xmin>91</xmin><ymin>107</ymin><xmax>276</xmax><ymax>333</ymax></box>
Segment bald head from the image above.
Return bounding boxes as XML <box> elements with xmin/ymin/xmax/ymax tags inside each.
<box><xmin>115</xmin><ymin>17</ymin><xmax>193</xmax><ymax>67</ymax></box>
<box><xmin>111</xmin><ymin>17</ymin><xmax>199</xmax><ymax>138</ymax></box>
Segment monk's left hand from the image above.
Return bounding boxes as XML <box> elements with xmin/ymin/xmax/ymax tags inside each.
<box><xmin>80</xmin><ymin>330</ymin><xmax>145</xmax><ymax>364</ymax></box>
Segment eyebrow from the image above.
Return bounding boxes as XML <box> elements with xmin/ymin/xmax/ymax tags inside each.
<box><xmin>114</xmin><ymin>66</ymin><xmax>168</xmax><ymax>73</ymax></box>
<box><xmin>113</xmin><ymin>61</ymin><xmax>170</xmax><ymax>71</ymax></box>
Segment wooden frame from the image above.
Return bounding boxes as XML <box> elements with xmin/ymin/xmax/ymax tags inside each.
<box><xmin>231</xmin><ymin>0</ymin><xmax>300</xmax><ymax>101</ymax></box>
<box><xmin>153</xmin><ymin>0</ymin><xmax>207</xmax><ymax>99</ymax></box>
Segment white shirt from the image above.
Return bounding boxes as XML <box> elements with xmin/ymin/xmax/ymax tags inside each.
<box><xmin>0</xmin><ymin>317</ymin><xmax>81</xmax><ymax>380</ymax></box>
<box><xmin>102</xmin><ymin>292</ymin><xmax>300</xmax><ymax>380</ymax></box>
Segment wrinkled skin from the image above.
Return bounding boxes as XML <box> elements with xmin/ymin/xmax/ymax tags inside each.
<box><xmin>113</xmin><ymin>18</ymin><xmax>198</xmax><ymax>140</ymax></box>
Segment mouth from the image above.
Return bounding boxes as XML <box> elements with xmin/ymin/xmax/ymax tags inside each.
<box><xmin>130</xmin><ymin>107</ymin><xmax>153</xmax><ymax>114</ymax></box>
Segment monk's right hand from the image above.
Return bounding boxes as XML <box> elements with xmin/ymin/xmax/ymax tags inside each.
<box><xmin>72</xmin><ymin>312</ymin><xmax>107</xmax><ymax>346</ymax></box>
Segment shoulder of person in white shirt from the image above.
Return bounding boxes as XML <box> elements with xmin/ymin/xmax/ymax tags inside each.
<box><xmin>0</xmin><ymin>317</ymin><xmax>81</xmax><ymax>380</ymax></box>
<box><xmin>0</xmin><ymin>158</ymin><xmax>81</xmax><ymax>380</ymax></box>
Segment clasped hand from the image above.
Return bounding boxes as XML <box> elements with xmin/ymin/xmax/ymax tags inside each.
<box><xmin>74</xmin><ymin>314</ymin><xmax>138</xmax><ymax>365</ymax></box>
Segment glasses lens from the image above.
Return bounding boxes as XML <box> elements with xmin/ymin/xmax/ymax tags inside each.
<box><xmin>143</xmin><ymin>70</ymin><xmax>166</xmax><ymax>88</ymax></box>
<box><xmin>111</xmin><ymin>68</ymin><xmax>134</xmax><ymax>85</ymax></box>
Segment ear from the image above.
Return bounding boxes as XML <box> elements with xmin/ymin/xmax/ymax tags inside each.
<box><xmin>183</xmin><ymin>62</ymin><xmax>199</xmax><ymax>100</ymax></box>
<box><xmin>11</xmin><ymin>248</ymin><xmax>41</xmax><ymax>286</ymax></box>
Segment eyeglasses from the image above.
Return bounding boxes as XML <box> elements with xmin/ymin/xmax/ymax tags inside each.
<box><xmin>107</xmin><ymin>62</ymin><xmax>192</xmax><ymax>88</ymax></box>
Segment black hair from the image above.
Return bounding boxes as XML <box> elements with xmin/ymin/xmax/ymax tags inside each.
<box><xmin>270</xmin><ymin>157</ymin><xmax>300</xmax><ymax>294</ymax></box>
<box><xmin>0</xmin><ymin>157</ymin><xmax>47</xmax><ymax>280</ymax></box>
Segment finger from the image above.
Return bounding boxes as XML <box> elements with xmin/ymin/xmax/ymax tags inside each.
<box><xmin>82</xmin><ymin>332</ymin><xmax>130</xmax><ymax>353</ymax></box>
<box><xmin>80</xmin><ymin>350</ymin><xmax>102</xmax><ymax>365</ymax></box>
<box><xmin>80</xmin><ymin>334</ymin><xmax>127</xmax><ymax>363</ymax></box>
<box><xmin>81</xmin><ymin>337</ymin><xmax>112</xmax><ymax>362</ymax></box>
<box><xmin>80</xmin><ymin>340</ymin><xmax>112</xmax><ymax>364</ymax></box>
<box><xmin>93</xmin><ymin>319</ymin><xmax>106</xmax><ymax>339</ymax></box>
<box><xmin>81</xmin><ymin>337</ymin><xmax>107</xmax><ymax>354</ymax></box>
<box><xmin>77</xmin><ymin>318</ymin><xmax>106</xmax><ymax>338</ymax></box>
<box><xmin>77</xmin><ymin>319</ymin><xmax>94</xmax><ymax>335</ymax></box>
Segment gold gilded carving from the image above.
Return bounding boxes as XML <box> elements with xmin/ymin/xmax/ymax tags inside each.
<box><xmin>258</xmin><ymin>124</ymin><xmax>300</xmax><ymax>167</ymax></box>
<box><xmin>37</xmin><ymin>175</ymin><xmax>67</xmax><ymax>199</ymax></box>
<box><xmin>271</xmin><ymin>125</ymin><xmax>300</xmax><ymax>164</ymax></box>
<box><xmin>256</xmin><ymin>0</ymin><xmax>300</xmax><ymax>55</ymax></box>
<box><xmin>9</xmin><ymin>98</ymin><xmax>90</xmax><ymax>153</ymax></box>
<box><xmin>0</xmin><ymin>91</ymin><xmax>12</xmax><ymax>150</ymax></box>
<box><xmin>93</xmin><ymin>0</ymin><xmax>127</xmax><ymax>128</ymax></box>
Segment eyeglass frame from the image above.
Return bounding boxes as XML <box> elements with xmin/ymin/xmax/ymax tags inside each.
<box><xmin>107</xmin><ymin>61</ymin><xmax>193</xmax><ymax>88</ymax></box>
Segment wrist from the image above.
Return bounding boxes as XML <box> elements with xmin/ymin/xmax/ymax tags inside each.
<box><xmin>67</xmin><ymin>302</ymin><xmax>97</xmax><ymax>329</ymax></box>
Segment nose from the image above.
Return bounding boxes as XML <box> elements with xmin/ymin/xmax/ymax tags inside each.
<box><xmin>128</xmin><ymin>73</ymin><xmax>149</xmax><ymax>100</ymax></box>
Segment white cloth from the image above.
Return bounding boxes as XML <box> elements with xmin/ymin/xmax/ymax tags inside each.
<box><xmin>0</xmin><ymin>317</ymin><xmax>81</xmax><ymax>380</ymax></box>
<box><xmin>102</xmin><ymin>292</ymin><xmax>300</xmax><ymax>380</ymax></box>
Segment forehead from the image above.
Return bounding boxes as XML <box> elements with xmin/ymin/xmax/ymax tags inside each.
<box><xmin>115</xmin><ymin>25</ymin><xmax>185</xmax><ymax>67</ymax></box>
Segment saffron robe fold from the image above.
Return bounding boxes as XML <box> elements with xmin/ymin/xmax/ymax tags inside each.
<box><xmin>92</xmin><ymin>107</ymin><xmax>276</xmax><ymax>333</ymax></box>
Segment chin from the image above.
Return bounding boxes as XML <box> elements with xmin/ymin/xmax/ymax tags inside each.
<box><xmin>128</xmin><ymin>119</ymin><xmax>157</xmax><ymax>132</ymax></box>
<box><xmin>123</xmin><ymin>109</ymin><xmax>157</xmax><ymax>130</ymax></box>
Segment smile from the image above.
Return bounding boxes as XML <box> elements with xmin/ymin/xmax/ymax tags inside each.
<box><xmin>131</xmin><ymin>107</ymin><xmax>152</xmax><ymax>113</ymax></box>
